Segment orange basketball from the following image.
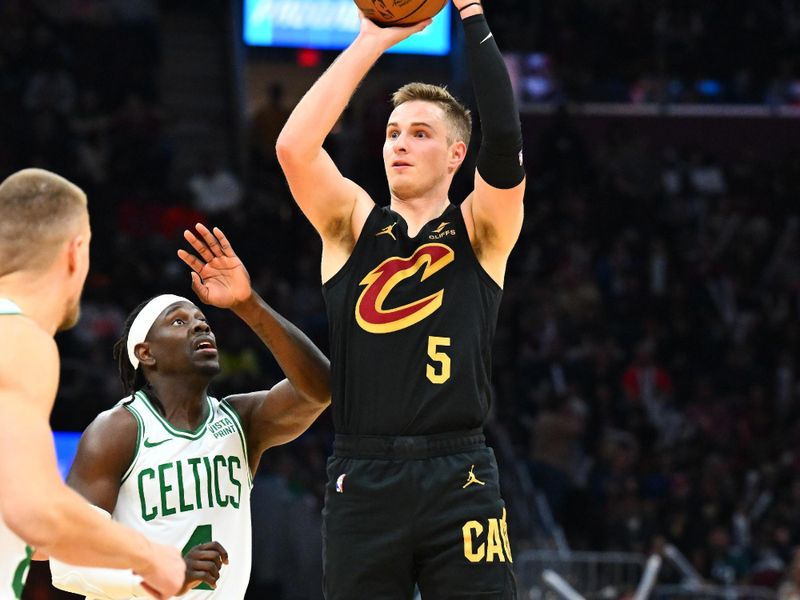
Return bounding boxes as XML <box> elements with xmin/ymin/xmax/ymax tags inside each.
<box><xmin>355</xmin><ymin>0</ymin><xmax>448</xmax><ymax>26</ymax></box>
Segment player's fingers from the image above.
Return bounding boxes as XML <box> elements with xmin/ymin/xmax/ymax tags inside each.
<box><xmin>212</xmin><ymin>227</ymin><xmax>234</xmax><ymax>257</ymax></box>
<box><xmin>190</xmin><ymin>559</ymin><xmax>220</xmax><ymax>579</ymax></box>
<box><xmin>190</xmin><ymin>272</ymin><xmax>208</xmax><ymax>302</ymax></box>
<box><xmin>177</xmin><ymin>249</ymin><xmax>204</xmax><ymax>274</ymax></box>
<box><xmin>184</xmin><ymin>229</ymin><xmax>214</xmax><ymax>262</ymax></box>
<box><xmin>411</xmin><ymin>18</ymin><xmax>432</xmax><ymax>33</ymax></box>
<box><xmin>197</xmin><ymin>571</ymin><xmax>219</xmax><ymax>588</ymax></box>
<box><xmin>186</xmin><ymin>571</ymin><xmax>217</xmax><ymax>589</ymax></box>
<box><xmin>195</xmin><ymin>222</ymin><xmax>223</xmax><ymax>257</ymax></box>
<box><xmin>189</xmin><ymin>549</ymin><xmax>224</xmax><ymax>569</ymax></box>
<box><xmin>204</xmin><ymin>541</ymin><xmax>229</xmax><ymax>564</ymax></box>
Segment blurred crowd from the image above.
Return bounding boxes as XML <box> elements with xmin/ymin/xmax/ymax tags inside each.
<box><xmin>4</xmin><ymin>1</ymin><xmax>800</xmax><ymax>599</ymax></box>
<box><xmin>504</xmin><ymin>108</ymin><xmax>800</xmax><ymax>593</ymax></box>
<box><xmin>495</xmin><ymin>0</ymin><xmax>800</xmax><ymax>105</ymax></box>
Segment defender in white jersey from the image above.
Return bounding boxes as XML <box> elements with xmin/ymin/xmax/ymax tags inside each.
<box><xmin>51</xmin><ymin>224</ymin><xmax>330</xmax><ymax>599</ymax></box>
<box><xmin>107</xmin><ymin>391</ymin><xmax>251</xmax><ymax>599</ymax></box>
<box><xmin>0</xmin><ymin>299</ymin><xmax>32</xmax><ymax>599</ymax></box>
<box><xmin>0</xmin><ymin>169</ymin><xmax>184</xmax><ymax>600</ymax></box>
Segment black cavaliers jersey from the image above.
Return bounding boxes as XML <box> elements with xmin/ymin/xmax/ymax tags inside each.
<box><xmin>322</xmin><ymin>203</ymin><xmax>503</xmax><ymax>435</ymax></box>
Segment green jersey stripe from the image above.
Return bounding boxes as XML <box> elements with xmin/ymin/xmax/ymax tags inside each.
<box><xmin>134</xmin><ymin>390</ymin><xmax>214</xmax><ymax>440</ymax></box>
<box><xmin>0</xmin><ymin>299</ymin><xmax>22</xmax><ymax>315</ymax></box>
<box><xmin>121</xmin><ymin>403</ymin><xmax>145</xmax><ymax>484</ymax></box>
<box><xmin>220</xmin><ymin>401</ymin><xmax>253</xmax><ymax>488</ymax></box>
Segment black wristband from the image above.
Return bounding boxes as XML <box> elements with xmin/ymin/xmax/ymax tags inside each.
<box><xmin>458</xmin><ymin>2</ymin><xmax>482</xmax><ymax>12</ymax></box>
<box><xmin>462</xmin><ymin>14</ymin><xmax>525</xmax><ymax>189</ymax></box>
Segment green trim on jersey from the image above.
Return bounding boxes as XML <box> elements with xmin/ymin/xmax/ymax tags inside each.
<box><xmin>0</xmin><ymin>299</ymin><xmax>22</xmax><ymax>315</ymax></box>
<box><xmin>135</xmin><ymin>390</ymin><xmax>214</xmax><ymax>440</ymax></box>
<box><xmin>220</xmin><ymin>400</ymin><xmax>253</xmax><ymax>488</ymax></box>
<box><xmin>121</xmin><ymin>403</ymin><xmax>145</xmax><ymax>484</ymax></box>
<box><xmin>11</xmin><ymin>545</ymin><xmax>33</xmax><ymax>598</ymax></box>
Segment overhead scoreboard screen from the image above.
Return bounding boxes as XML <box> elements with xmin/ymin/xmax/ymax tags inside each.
<box><xmin>243</xmin><ymin>0</ymin><xmax>452</xmax><ymax>56</ymax></box>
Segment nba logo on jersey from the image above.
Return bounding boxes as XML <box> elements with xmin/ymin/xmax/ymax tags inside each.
<box><xmin>336</xmin><ymin>473</ymin><xmax>346</xmax><ymax>493</ymax></box>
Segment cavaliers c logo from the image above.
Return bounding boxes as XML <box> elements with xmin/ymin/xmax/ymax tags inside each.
<box><xmin>355</xmin><ymin>243</ymin><xmax>454</xmax><ymax>334</ymax></box>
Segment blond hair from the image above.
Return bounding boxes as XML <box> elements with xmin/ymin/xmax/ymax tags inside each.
<box><xmin>0</xmin><ymin>169</ymin><xmax>88</xmax><ymax>275</ymax></box>
<box><xmin>392</xmin><ymin>83</ymin><xmax>472</xmax><ymax>147</ymax></box>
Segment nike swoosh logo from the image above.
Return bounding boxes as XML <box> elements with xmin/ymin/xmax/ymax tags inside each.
<box><xmin>143</xmin><ymin>437</ymin><xmax>171</xmax><ymax>448</ymax></box>
<box><xmin>480</xmin><ymin>32</ymin><xmax>493</xmax><ymax>44</ymax></box>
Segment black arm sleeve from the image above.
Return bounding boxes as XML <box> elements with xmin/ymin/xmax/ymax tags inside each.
<box><xmin>462</xmin><ymin>13</ymin><xmax>525</xmax><ymax>189</ymax></box>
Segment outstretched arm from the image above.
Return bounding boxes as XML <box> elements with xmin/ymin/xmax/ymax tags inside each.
<box><xmin>179</xmin><ymin>225</ymin><xmax>331</xmax><ymax>467</ymax></box>
<box><xmin>0</xmin><ymin>323</ymin><xmax>184</xmax><ymax>599</ymax></box>
<box><xmin>457</xmin><ymin>0</ymin><xmax>527</xmax><ymax>287</ymax></box>
<box><xmin>275</xmin><ymin>14</ymin><xmax>429</xmax><ymax>269</ymax></box>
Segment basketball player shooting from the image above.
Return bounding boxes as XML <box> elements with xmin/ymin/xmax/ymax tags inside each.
<box><xmin>48</xmin><ymin>224</ymin><xmax>331</xmax><ymax>599</ymax></box>
<box><xmin>276</xmin><ymin>0</ymin><xmax>526</xmax><ymax>597</ymax></box>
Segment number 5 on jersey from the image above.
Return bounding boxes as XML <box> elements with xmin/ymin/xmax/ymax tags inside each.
<box><xmin>427</xmin><ymin>336</ymin><xmax>451</xmax><ymax>384</ymax></box>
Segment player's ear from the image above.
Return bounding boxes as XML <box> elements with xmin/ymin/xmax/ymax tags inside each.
<box><xmin>64</xmin><ymin>234</ymin><xmax>86</xmax><ymax>276</ymax></box>
<box><xmin>135</xmin><ymin>343</ymin><xmax>156</xmax><ymax>367</ymax></box>
<box><xmin>448</xmin><ymin>140</ymin><xmax>467</xmax><ymax>174</ymax></box>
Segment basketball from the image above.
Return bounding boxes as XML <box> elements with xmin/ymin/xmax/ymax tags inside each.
<box><xmin>355</xmin><ymin>0</ymin><xmax>448</xmax><ymax>26</ymax></box>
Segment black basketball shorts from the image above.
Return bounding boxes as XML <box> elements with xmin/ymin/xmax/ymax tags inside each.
<box><xmin>322</xmin><ymin>430</ymin><xmax>516</xmax><ymax>600</ymax></box>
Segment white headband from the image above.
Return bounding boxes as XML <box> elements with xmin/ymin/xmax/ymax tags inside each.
<box><xmin>127</xmin><ymin>294</ymin><xmax>192</xmax><ymax>369</ymax></box>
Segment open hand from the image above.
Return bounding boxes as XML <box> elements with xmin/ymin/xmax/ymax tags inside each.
<box><xmin>178</xmin><ymin>224</ymin><xmax>252</xmax><ymax>310</ymax></box>
<box><xmin>178</xmin><ymin>541</ymin><xmax>229</xmax><ymax>594</ymax></box>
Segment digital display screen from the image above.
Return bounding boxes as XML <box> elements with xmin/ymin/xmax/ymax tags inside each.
<box><xmin>243</xmin><ymin>0</ymin><xmax>451</xmax><ymax>56</ymax></box>
<box><xmin>53</xmin><ymin>431</ymin><xmax>81</xmax><ymax>480</ymax></box>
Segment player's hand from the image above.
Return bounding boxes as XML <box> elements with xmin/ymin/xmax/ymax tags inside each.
<box><xmin>135</xmin><ymin>542</ymin><xmax>185</xmax><ymax>599</ymax></box>
<box><xmin>178</xmin><ymin>542</ymin><xmax>229</xmax><ymax>594</ymax></box>
<box><xmin>356</xmin><ymin>10</ymin><xmax>432</xmax><ymax>51</ymax></box>
<box><xmin>178</xmin><ymin>224</ymin><xmax>252</xmax><ymax>310</ymax></box>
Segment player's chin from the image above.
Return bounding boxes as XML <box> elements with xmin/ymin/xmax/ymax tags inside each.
<box><xmin>193</xmin><ymin>358</ymin><xmax>221</xmax><ymax>376</ymax></box>
<box><xmin>388</xmin><ymin>179</ymin><xmax>422</xmax><ymax>199</ymax></box>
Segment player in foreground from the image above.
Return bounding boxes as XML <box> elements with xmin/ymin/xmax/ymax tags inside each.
<box><xmin>0</xmin><ymin>168</ymin><xmax>184</xmax><ymax>600</ymax></box>
<box><xmin>50</xmin><ymin>224</ymin><xmax>331</xmax><ymax>599</ymax></box>
<box><xmin>276</xmin><ymin>0</ymin><xmax>526</xmax><ymax>596</ymax></box>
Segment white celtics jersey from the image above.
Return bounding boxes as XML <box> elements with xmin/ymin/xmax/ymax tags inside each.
<box><xmin>0</xmin><ymin>522</ymin><xmax>31</xmax><ymax>600</ymax></box>
<box><xmin>0</xmin><ymin>298</ymin><xmax>32</xmax><ymax>600</ymax></box>
<box><xmin>108</xmin><ymin>390</ymin><xmax>252</xmax><ymax>600</ymax></box>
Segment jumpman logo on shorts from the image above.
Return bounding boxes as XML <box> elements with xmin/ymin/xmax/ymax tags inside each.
<box><xmin>462</xmin><ymin>464</ymin><xmax>485</xmax><ymax>489</ymax></box>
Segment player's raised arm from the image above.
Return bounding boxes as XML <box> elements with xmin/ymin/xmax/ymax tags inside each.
<box><xmin>275</xmin><ymin>14</ymin><xmax>429</xmax><ymax>250</ymax></box>
<box><xmin>0</xmin><ymin>324</ymin><xmax>184</xmax><ymax>599</ymax></box>
<box><xmin>226</xmin><ymin>379</ymin><xmax>328</xmax><ymax>458</ymax></box>
<box><xmin>456</xmin><ymin>0</ymin><xmax>526</xmax><ymax>286</ymax></box>
<box><xmin>179</xmin><ymin>224</ymin><xmax>330</xmax><ymax>466</ymax></box>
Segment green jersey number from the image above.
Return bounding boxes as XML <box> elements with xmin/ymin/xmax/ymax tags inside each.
<box><xmin>182</xmin><ymin>524</ymin><xmax>213</xmax><ymax>591</ymax></box>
